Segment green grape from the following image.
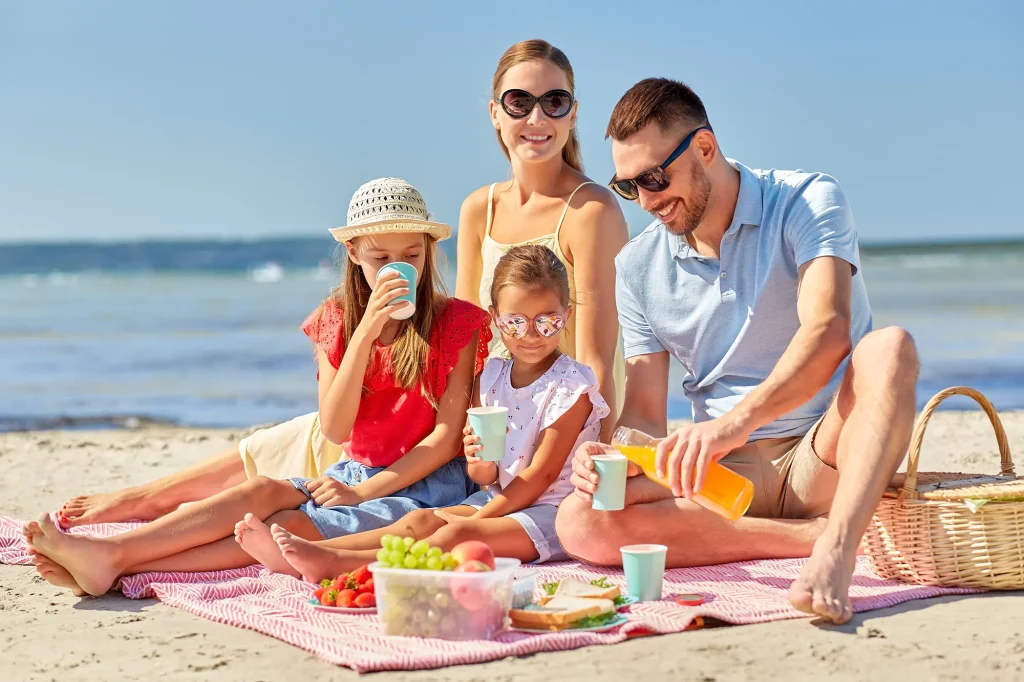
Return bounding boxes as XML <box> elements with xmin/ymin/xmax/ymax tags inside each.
<box><xmin>403</xmin><ymin>554</ymin><xmax>418</xmax><ymax>569</ymax></box>
<box><xmin>389</xmin><ymin>536</ymin><xmax>405</xmax><ymax>553</ymax></box>
<box><xmin>416</xmin><ymin>555</ymin><xmax>428</xmax><ymax>568</ymax></box>
<box><xmin>433</xmin><ymin>591</ymin><xmax>449</xmax><ymax>609</ymax></box>
<box><xmin>441</xmin><ymin>553</ymin><xmax>457</xmax><ymax>569</ymax></box>
<box><xmin>377</xmin><ymin>560</ymin><xmax>391</xmax><ymax>569</ymax></box>
<box><xmin>403</xmin><ymin>536</ymin><xmax>415</xmax><ymax>550</ymax></box>
<box><xmin>380</xmin><ymin>534</ymin><xmax>395</xmax><ymax>550</ymax></box>
<box><xmin>425</xmin><ymin>556</ymin><xmax>443</xmax><ymax>571</ymax></box>
<box><xmin>426</xmin><ymin>545</ymin><xmax>442</xmax><ymax>559</ymax></box>
<box><xmin>426</xmin><ymin>608</ymin><xmax>441</xmax><ymax>623</ymax></box>
<box><xmin>376</xmin><ymin>548</ymin><xmax>389</xmax><ymax>562</ymax></box>
<box><xmin>439</xmin><ymin>614</ymin><xmax>456</xmax><ymax>634</ymax></box>
<box><xmin>410</xmin><ymin>539</ymin><xmax>430</xmax><ymax>557</ymax></box>
<box><xmin>387</xmin><ymin>550</ymin><xmax>404</xmax><ymax>566</ymax></box>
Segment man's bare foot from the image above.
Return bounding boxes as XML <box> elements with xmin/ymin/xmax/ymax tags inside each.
<box><xmin>23</xmin><ymin>514</ymin><xmax>122</xmax><ymax>597</ymax></box>
<box><xmin>788</xmin><ymin>531</ymin><xmax>857</xmax><ymax>624</ymax></box>
<box><xmin>273</xmin><ymin>524</ymin><xmax>355</xmax><ymax>584</ymax></box>
<box><xmin>28</xmin><ymin>548</ymin><xmax>87</xmax><ymax>597</ymax></box>
<box><xmin>234</xmin><ymin>513</ymin><xmax>299</xmax><ymax>577</ymax></box>
<box><xmin>59</xmin><ymin>488</ymin><xmax>168</xmax><ymax>528</ymax></box>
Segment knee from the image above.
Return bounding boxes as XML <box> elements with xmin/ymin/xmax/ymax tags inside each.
<box><xmin>393</xmin><ymin>508</ymin><xmax>442</xmax><ymax>541</ymax></box>
<box><xmin>853</xmin><ymin>327</ymin><xmax>919</xmax><ymax>382</ymax></box>
<box><xmin>242</xmin><ymin>475</ymin><xmax>289</xmax><ymax>506</ymax></box>
<box><xmin>553</xmin><ymin>495</ymin><xmax>621</xmax><ymax>566</ymax></box>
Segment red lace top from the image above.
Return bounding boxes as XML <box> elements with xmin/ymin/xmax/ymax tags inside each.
<box><xmin>300</xmin><ymin>297</ymin><xmax>492</xmax><ymax>467</ymax></box>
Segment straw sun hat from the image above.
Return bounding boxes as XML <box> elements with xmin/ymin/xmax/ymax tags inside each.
<box><xmin>328</xmin><ymin>177</ymin><xmax>451</xmax><ymax>243</ymax></box>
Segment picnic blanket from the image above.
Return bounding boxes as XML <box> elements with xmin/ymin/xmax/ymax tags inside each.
<box><xmin>0</xmin><ymin>516</ymin><xmax>981</xmax><ymax>673</ymax></box>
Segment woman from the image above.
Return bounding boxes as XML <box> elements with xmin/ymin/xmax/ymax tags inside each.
<box><xmin>456</xmin><ymin>39</ymin><xmax>628</xmax><ymax>441</ymax></box>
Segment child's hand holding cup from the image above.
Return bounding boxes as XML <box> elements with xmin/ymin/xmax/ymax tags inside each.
<box><xmin>466</xmin><ymin>406</ymin><xmax>509</xmax><ymax>462</ymax></box>
<box><xmin>375</xmin><ymin>262</ymin><xmax>417</xmax><ymax>320</ymax></box>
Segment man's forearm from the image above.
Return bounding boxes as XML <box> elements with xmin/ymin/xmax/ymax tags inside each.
<box><xmin>615</xmin><ymin>404</ymin><xmax>669</xmax><ymax>439</ymax></box>
<box><xmin>729</xmin><ymin>319</ymin><xmax>852</xmax><ymax>437</ymax></box>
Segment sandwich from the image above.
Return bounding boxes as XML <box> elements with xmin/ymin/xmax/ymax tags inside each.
<box><xmin>539</xmin><ymin>577</ymin><xmax>621</xmax><ymax>604</ymax></box>
<box><xmin>509</xmin><ymin>595</ymin><xmax>618</xmax><ymax>631</ymax></box>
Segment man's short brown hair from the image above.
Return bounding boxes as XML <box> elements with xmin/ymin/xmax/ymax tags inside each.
<box><xmin>605</xmin><ymin>78</ymin><xmax>710</xmax><ymax>141</ymax></box>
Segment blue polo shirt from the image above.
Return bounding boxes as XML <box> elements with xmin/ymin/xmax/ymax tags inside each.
<box><xmin>615</xmin><ymin>160</ymin><xmax>872</xmax><ymax>440</ymax></box>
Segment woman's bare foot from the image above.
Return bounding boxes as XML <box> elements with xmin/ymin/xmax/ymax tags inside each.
<box><xmin>273</xmin><ymin>524</ymin><xmax>355</xmax><ymax>583</ymax></box>
<box><xmin>28</xmin><ymin>548</ymin><xmax>87</xmax><ymax>597</ymax></box>
<box><xmin>59</xmin><ymin>488</ymin><xmax>169</xmax><ymax>528</ymax></box>
<box><xmin>234</xmin><ymin>514</ymin><xmax>299</xmax><ymax>577</ymax></box>
<box><xmin>788</xmin><ymin>531</ymin><xmax>857</xmax><ymax>624</ymax></box>
<box><xmin>23</xmin><ymin>514</ymin><xmax>122</xmax><ymax>597</ymax></box>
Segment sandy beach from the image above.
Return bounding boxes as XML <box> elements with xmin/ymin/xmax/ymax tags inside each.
<box><xmin>2</xmin><ymin>411</ymin><xmax>1023</xmax><ymax>682</ymax></box>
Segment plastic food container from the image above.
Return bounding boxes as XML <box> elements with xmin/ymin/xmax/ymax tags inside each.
<box><xmin>370</xmin><ymin>558</ymin><xmax>520</xmax><ymax>640</ymax></box>
<box><xmin>511</xmin><ymin>568</ymin><xmax>538</xmax><ymax>608</ymax></box>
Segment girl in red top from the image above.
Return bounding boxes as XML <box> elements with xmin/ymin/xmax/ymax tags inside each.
<box><xmin>25</xmin><ymin>178</ymin><xmax>492</xmax><ymax>598</ymax></box>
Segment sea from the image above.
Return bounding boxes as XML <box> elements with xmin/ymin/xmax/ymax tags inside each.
<box><xmin>2</xmin><ymin>237</ymin><xmax>1023</xmax><ymax>432</ymax></box>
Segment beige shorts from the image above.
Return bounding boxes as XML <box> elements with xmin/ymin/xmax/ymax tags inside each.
<box><xmin>238</xmin><ymin>412</ymin><xmax>346</xmax><ymax>480</ymax></box>
<box><xmin>718</xmin><ymin>417</ymin><xmax>838</xmax><ymax>519</ymax></box>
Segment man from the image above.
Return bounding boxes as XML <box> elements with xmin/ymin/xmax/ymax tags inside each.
<box><xmin>554</xmin><ymin>78</ymin><xmax>919</xmax><ymax>624</ymax></box>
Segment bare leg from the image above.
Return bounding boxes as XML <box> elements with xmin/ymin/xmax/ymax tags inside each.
<box><xmin>274</xmin><ymin>507</ymin><xmax>537</xmax><ymax>583</ymax></box>
<box><xmin>61</xmin><ymin>447</ymin><xmax>246</xmax><ymax>527</ymax></box>
<box><xmin>557</xmin><ymin>475</ymin><xmax>826</xmax><ymax>567</ymax></box>
<box><xmin>788</xmin><ymin>327</ymin><xmax>918</xmax><ymax>623</ymax></box>
<box><xmin>234</xmin><ymin>510</ymin><xmax>325</xmax><ymax>577</ymax></box>
<box><xmin>24</xmin><ymin>475</ymin><xmax>310</xmax><ymax>596</ymax></box>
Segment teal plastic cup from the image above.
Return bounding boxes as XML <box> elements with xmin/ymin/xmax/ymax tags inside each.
<box><xmin>467</xmin><ymin>407</ymin><xmax>508</xmax><ymax>462</ymax></box>
<box><xmin>376</xmin><ymin>261</ymin><xmax>417</xmax><ymax>320</ymax></box>
<box><xmin>591</xmin><ymin>453</ymin><xmax>628</xmax><ymax>511</ymax></box>
<box><xmin>621</xmin><ymin>544</ymin><xmax>667</xmax><ymax>602</ymax></box>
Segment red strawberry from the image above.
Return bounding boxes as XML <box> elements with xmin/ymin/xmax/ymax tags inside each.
<box><xmin>353</xmin><ymin>592</ymin><xmax>376</xmax><ymax>608</ymax></box>
<box><xmin>320</xmin><ymin>589</ymin><xmax>339</xmax><ymax>606</ymax></box>
<box><xmin>349</xmin><ymin>565</ymin><xmax>371</xmax><ymax>585</ymax></box>
<box><xmin>312</xmin><ymin>587</ymin><xmax>326</xmax><ymax>600</ymax></box>
<box><xmin>336</xmin><ymin>588</ymin><xmax>357</xmax><ymax>608</ymax></box>
<box><xmin>319</xmin><ymin>578</ymin><xmax>332</xmax><ymax>588</ymax></box>
<box><xmin>331</xmin><ymin>573</ymin><xmax>350</xmax><ymax>590</ymax></box>
<box><xmin>357</xmin><ymin>577</ymin><xmax>374</xmax><ymax>595</ymax></box>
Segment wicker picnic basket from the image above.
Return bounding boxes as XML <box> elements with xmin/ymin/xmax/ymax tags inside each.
<box><xmin>863</xmin><ymin>387</ymin><xmax>1024</xmax><ymax>589</ymax></box>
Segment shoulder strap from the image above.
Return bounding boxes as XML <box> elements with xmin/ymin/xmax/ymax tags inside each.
<box><xmin>554</xmin><ymin>182</ymin><xmax>598</xmax><ymax>238</ymax></box>
<box><xmin>484</xmin><ymin>183</ymin><xmax>498</xmax><ymax>238</ymax></box>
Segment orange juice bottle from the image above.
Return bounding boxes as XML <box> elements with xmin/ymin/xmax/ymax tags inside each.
<box><xmin>611</xmin><ymin>426</ymin><xmax>754</xmax><ymax>521</ymax></box>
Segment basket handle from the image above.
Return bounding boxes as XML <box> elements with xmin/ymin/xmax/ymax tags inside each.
<box><xmin>903</xmin><ymin>386</ymin><xmax>1015</xmax><ymax>496</ymax></box>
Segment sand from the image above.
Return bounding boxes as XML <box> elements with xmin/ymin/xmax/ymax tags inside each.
<box><xmin>2</xmin><ymin>411</ymin><xmax>1023</xmax><ymax>681</ymax></box>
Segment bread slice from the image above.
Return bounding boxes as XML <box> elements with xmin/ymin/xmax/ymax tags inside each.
<box><xmin>539</xmin><ymin>577</ymin><xmax>620</xmax><ymax>604</ymax></box>
<box><xmin>509</xmin><ymin>596</ymin><xmax>616</xmax><ymax>631</ymax></box>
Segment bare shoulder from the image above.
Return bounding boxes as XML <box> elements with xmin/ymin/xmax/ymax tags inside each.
<box><xmin>563</xmin><ymin>182</ymin><xmax>629</xmax><ymax>249</ymax></box>
<box><xmin>459</xmin><ymin>184</ymin><xmax>496</xmax><ymax>223</ymax></box>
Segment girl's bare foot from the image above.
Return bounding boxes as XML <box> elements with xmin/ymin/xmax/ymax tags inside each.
<box><xmin>272</xmin><ymin>524</ymin><xmax>354</xmax><ymax>583</ymax></box>
<box><xmin>28</xmin><ymin>548</ymin><xmax>87</xmax><ymax>597</ymax></box>
<box><xmin>59</xmin><ymin>489</ymin><xmax>168</xmax><ymax>528</ymax></box>
<box><xmin>23</xmin><ymin>514</ymin><xmax>122</xmax><ymax>597</ymax></box>
<box><xmin>234</xmin><ymin>514</ymin><xmax>299</xmax><ymax>577</ymax></box>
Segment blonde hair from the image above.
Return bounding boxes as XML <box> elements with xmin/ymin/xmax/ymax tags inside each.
<box><xmin>318</xmin><ymin>234</ymin><xmax>447</xmax><ymax>405</ymax></box>
<box><xmin>492</xmin><ymin>39</ymin><xmax>584</xmax><ymax>173</ymax></box>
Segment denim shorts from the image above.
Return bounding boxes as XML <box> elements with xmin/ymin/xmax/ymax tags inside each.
<box><xmin>462</xmin><ymin>490</ymin><xmax>567</xmax><ymax>564</ymax></box>
<box><xmin>290</xmin><ymin>458</ymin><xmax>478</xmax><ymax>540</ymax></box>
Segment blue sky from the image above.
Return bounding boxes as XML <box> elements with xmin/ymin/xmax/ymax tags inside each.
<box><xmin>1</xmin><ymin>1</ymin><xmax>1020</xmax><ymax>245</ymax></box>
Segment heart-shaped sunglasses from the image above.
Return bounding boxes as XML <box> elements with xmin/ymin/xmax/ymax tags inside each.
<box><xmin>495</xmin><ymin>312</ymin><xmax>566</xmax><ymax>339</ymax></box>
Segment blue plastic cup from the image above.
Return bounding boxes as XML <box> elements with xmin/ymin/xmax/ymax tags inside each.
<box><xmin>591</xmin><ymin>453</ymin><xmax>628</xmax><ymax>511</ymax></box>
<box><xmin>621</xmin><ymin>544</ymin><xmax>667</xmax><ymax>602</ymax></box>
<box><xmin>376</xmin><ymin>261</ymin><xmax>417</xmax><ymax>320</ymax></box>
<box><xmin>467</xmin><ymin>407</ymin><xmax>508</xmax><ymax>462</ymax></box>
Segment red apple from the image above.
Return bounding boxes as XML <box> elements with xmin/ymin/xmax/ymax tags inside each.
<box><xmin>449</xmin><ymin>560</ymin><xmax>493</xmax><ymax>611</ymax></box>
<box><xmin>450</xmin><ymin>541</ymin><xmax>495</xmax><ymax>570</ymax></box>
<box><xmin>453</xmin><ymin>560</ymin><xmax>491</xmax><ymax>573</ymax></box>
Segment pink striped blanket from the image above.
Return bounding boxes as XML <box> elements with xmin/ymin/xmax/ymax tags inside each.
<box><xmin>0</xmin><ymin>516</ymin><xmax>979</xmax><ymax>673</ymax></box>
